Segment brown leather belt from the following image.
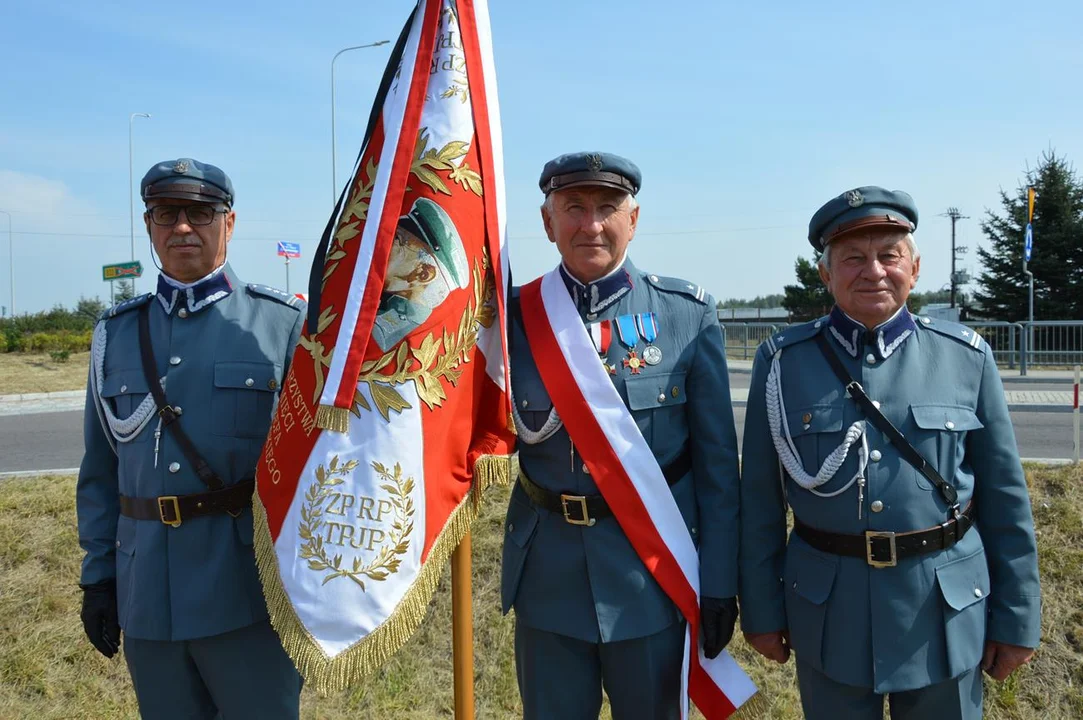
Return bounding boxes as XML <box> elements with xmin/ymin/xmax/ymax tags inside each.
<box><xmin>119</xmin><ymin>479</ymin><xmax>255</xmax><ymax>528</ymax></box>
<box><xmin>518</xmin><ymin>451</ymin><xmax>691</xmax><ymax>527</ymax></box>
<box><xmin>793</xmin><ymin>503</ymin><xmax>974</xmax><ymax>568</ymax></box>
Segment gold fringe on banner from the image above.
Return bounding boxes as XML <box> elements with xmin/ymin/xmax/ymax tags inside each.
<box><xmin>314</xmin><ymin>404</ymin><xmax>350</xmax><ymax>433</ymax></box>
<box><xmin>252</xmin><ymin>452</ymin><xmax>514</xmax><ymax>692</ymax></box>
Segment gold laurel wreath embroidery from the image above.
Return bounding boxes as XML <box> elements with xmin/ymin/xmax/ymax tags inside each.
<box><xmin>298</xmin><ymin>456</ymin><xmax>415</xmax><ymax>590</ymax></box>
<box><xmin>353</xmin><ymin>251</ymin><xmax>495</xmax><ymax>421</ymax></box>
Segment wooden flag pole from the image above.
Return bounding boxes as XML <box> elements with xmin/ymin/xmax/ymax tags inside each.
<box><xmin>451</xmin><ymin>533</ymin><xmax>475</xmax><ymax>719</ymax></box>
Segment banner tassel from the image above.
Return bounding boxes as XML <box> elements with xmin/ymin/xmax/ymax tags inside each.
<box><xmin>314</xmin><ymin>404</ymin><xmax>350</xmax><ymax>433</ymax></box>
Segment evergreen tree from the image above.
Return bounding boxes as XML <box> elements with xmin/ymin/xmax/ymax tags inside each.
<box><xmin>782</xmin><ymin>255</ymin><xmax>832</xmax><ymax>321</ymax></box>
<box><xmin>974</xmin><ymin>151</ymin><xmax>1083</xmax><ymax>320</ymax></box>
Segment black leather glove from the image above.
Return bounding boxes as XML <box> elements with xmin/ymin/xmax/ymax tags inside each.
<box><xmin>700</xmin><ymin>596</ymin><xmax>738</xmax><ymax>659</ymax></box>
<box><xmin>80</xmin><ymin>579</ymin><xmax>121</xmax><ymax>658</ymax></box>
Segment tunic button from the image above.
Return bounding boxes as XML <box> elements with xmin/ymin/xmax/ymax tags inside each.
<box><xmin>169</xmin><ymin>356</ymin><xmax>182</xmax><ymax>366</ymax></box>
<box><xmin>268</xmin><ymin>379</ymin><xmax>278</xmax><ymax>391</ymax></box>
<box><xmin>872</xmin><ymin>400</ymin><xmax>881</xmax><ymax>410</ymax></box>
<box><xmin>587</xmin><ymin>313</ymin><xmax>597</xmax><ymax>321</ymax></box>
<box><xmin>520</xmin><ymin>399</ymin><xmax>529</xmax><ymax>409</ymax></box>
<box><xmin>650</xmin><ymin>275</ymin><xmax>659</xmax><ymax>282</ymax></box>
<box><xmin>973</xmin><ymin>588</ymin><xmax>983</xmax><ymax>598</ymax></box>
<box><xmin>871</xmin><ymin>500</ymin><xmax>884</xmax><ymax>513</ymax></box>
<box><xmin>120</xmin><ymin>385</ymin><xmax>128</xmax><ymax>393</ymax></box>
<box><xmin>945</xmin><ymin>421</ymin><xmax>956</xmax><ymax>430</ymax></box>
<box><xmin>178</xmin><ymin>308</ymin><xmax>188</xmax><ymax>318</ymax></box>
<box><xmin>168</xmin><ymin>462</ymin><xmax>181</xmax><ymax>473</ymax></box>
<box><xmin>870</xmin><ymin>450</ymin><xmax>882</xmax><ymax>462</ymax></box>
<box><xmin>245</xmin><ymin>378</ymin><xmax>254</xmax><ymax>387</ymax></box>
<box><xmin>921</xmin><ymin>317</ymin><xmax>932</xmax><ymax>325</ymax></box>
<box><xmin>865</xmin><ymin>353</ymin><xmax>877</xmax><ymax>364</ymax></box>
<box><xmin>802</xmin><ymin>412</ymin><xmax>812</xmax><ymax>424</ymax></box>
<box><xmin>115</xmin><ymin>540</ymin><xmax>121</xmax><ymax>548</ymax></box>
<box><xmin>657</xmin><ymin>394</ymin><xmax>666</xmax><ymax>403</ymax></box>
<box><xmin>582</xmin><ymin>464</ymin><xmax>590</xmax><ymax>475</ymax></box>
<box><xmin>814</xmin><ymin>321</ymin><xmax>822</xmax><ymax>328</ymax></box>
<box><xmin>508</xmin><ymin>523</ymin><xmax>514</xmax><ymax>533</ymax></box>
<box><xmin>174</xmin><ymin>406</ymin><xmax>182</xmax><ymax>415</ymax></box>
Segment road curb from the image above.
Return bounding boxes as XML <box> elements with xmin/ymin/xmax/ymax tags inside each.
<box><xmin>0</xmin><ymin>389</ymin><xmax>84</xmax><ymax>403</ymax></box>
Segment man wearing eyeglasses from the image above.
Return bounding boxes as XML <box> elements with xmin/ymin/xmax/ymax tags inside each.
<box><xmin>76</xmin><ymin>158</ymin><xmax>305</xmax><ymax>718</ymax></box>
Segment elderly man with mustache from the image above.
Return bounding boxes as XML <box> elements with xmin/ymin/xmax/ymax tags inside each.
<box><xmin>76</xmin><ymin>158</ymin><xmax>305</xmax><ymax>718</ymax></box>
<box><xmin>739</xmin><ymin>187</ymin><xmax>1041</xmax><ymax>720</ymax></box>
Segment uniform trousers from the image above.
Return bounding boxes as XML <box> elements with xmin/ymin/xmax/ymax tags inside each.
<box><xmin>124</xmin><ymin>619</ymin><xmax>301</xmax><ymax>719</ymax></box>
<box><xmin>515</xmin><ymin>620</ymin><xmax>684</xmax><ymax>720</ymax></box>
<box><xmin>796</xmin><ymin>658</ymin><xmax>983</xmax><ymax>720</ymax></box>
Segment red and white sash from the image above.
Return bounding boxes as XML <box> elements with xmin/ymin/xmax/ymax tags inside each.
<box><xmin>519</xmin><ymin>268</ymin><xmax>757</xmax><ymax>719</ymax></box>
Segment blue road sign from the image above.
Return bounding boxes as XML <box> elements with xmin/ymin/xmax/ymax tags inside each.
<box><xmin>277</xmin><ymin>241</ymin><xmax>301</xmax><ymax>259</ymax></box>
<box><xmin>1024</xmin><ymin>223</ymin><xmax>1033</xmax><ymax>262</ymax></box>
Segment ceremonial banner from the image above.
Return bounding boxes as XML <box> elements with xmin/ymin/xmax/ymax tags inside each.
<box><xmin>254</xmin><ymin>0</ymin><xmax>514</xmax><ymax>689</ymax></box>
<box><xmin>519</xmin><ymin>270</ymin><xmax>759</xmax><ymax>719</ymax></box>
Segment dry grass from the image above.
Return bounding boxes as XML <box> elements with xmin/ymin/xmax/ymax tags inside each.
<box><xmin>0</xmin><ymin>353</ymin><xmax>90</xmax><ymax>395</ymax></box>
<box><xmin>1</xmin><ymin>467</ymin><xmax>1080</xmax><ymax>719</ymax></box>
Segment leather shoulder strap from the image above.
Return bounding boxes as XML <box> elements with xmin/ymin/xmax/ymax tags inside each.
<box><xmin>138</xmin><ymin>304</ymin><xmax>224</xmax><ymax>491</ymax></box>
<box><xmin>812</xmin><ymin>332</ymin><xmax>960</xmax><ymax>511</ymax></box>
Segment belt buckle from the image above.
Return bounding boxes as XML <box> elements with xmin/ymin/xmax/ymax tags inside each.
<box><xmin>560</xmin><ymin>494</ymin><xmax>596</xmax><ymax>527</ymax></box>
<box><xmin>158</xmin><ymin>496</ymin><xmax>182</xmax><ymax>528</ymax></box>
<box><xmin>865</xmin><ymin>530</ymin><xmax>897</xmax><ymax>568</ymax></box>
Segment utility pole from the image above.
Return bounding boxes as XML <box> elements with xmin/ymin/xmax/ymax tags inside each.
<box><xmin>941</xmin><ymin>207</ymin><xmax>970</xmax><ymax>309</ymax></box>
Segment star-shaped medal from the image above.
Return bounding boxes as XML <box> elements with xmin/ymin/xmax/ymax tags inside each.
<box><xmin>622</xmin><ymin>350</ymin><xmax>644</xmax><ymax>374</ymax></box>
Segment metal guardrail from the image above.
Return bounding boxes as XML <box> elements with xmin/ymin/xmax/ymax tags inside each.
<box><xmin>721</xmin><ymin>317</ymin><xmax>1083</xmax><ymax>374</ymax></box>
<box><xmin>1022</xmin><ymin>321</ymin><xmax>1083</xmax><ymax>371</ymax></box>
<box><xmin>719</xmin><ymin>322</ymin><xmax>791</xmax><ymax>360</ymax></box>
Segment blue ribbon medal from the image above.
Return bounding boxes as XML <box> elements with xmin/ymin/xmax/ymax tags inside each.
<box><xmin>615</xmin><ymin>314</ymin><xmax>644</xmax><ymax>374</ymax></box>
<box><xmin>636</xmin><ymin>312</ymin><xmax>662</xmax><ymax>366</ymax></box>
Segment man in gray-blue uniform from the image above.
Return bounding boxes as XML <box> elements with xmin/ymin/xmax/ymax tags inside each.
<box><xmin>77</xmin><ymin>158</ymin><xmax>305</xmax><ymax>718</ymax></box>
<box><xmin>739</xmin><ymin>187</ymin><xmax>1041</xmax><ymax>719</ymax></box>
<box><xmin>502</xmin><ymin>152</ymin><xmax>740</xmax><ymax>719</ymax></box>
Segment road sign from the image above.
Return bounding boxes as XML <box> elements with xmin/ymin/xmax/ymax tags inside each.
<box><xmin>1024</xmin><ymin>223</ymin><xmax>1033</xmax><ymax>262</ymax></box>
<box><xmin>102</xmin><ymin>261</ymin><xmax>144</xmax><ymax>281</ymax></box>
<box><xmin>277</xmin><ymin>242</ymin><xmax>301</xmax><ymax>258</ymax></box>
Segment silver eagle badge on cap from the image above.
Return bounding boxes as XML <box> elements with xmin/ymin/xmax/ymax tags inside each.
<box><xmin>172</xmin><ymin>160</ymin><xmax>190</xmax><ymax>174</ymax></box>
<box><xmin>587</xmin><ymin>154</ymin><xmax>603</xmax><ymax>172</ymax></box>
<box><xmin>845</xmin><ymin>189</ymin><xmax>864</xmax><ymax>207</ymax></box>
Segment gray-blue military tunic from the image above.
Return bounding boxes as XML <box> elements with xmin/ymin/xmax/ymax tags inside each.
<box><xmin>739</xmin><ymin>307</ymin><xmax>1041</xmax><ymax>709</ymax></box>
<box><xmin>77</xmin><ymin>264</ymin><xmax>304</xmax><ymax>714</ymax></box>
<box><xmin>502</xmin><ymin>258</ymin><xmax>739</xmax><ymax>714</ymax></box>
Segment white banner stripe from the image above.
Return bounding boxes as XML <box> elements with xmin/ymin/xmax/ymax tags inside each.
<box><xmin>320</xmin><ymin>1</ymin><xmax>428</xmax><ymax>407</ymax></box>
<box><xmin>700</xmin><ymin>647</ymin><xmax>759</xmax><ymax>706</ymax></box>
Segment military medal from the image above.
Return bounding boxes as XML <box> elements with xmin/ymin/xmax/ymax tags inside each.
<box><xmin>589</xmin><ymin>320</ymin><xmax>616</xmax><ymax>375</ymax></box>
<box><xmin>636</xmin><ymin>312</ymin><xmax>662</xmax><ymax>366</ymax></box>
<box><xmin>615</xmin><ymin>315</ymin><xmax>642</xmax><ymax>375</ymax></box>
<box><xmin>622</xmin><ymin>351</ymin><xmax>644</xmax><ymax>374</ymax></box>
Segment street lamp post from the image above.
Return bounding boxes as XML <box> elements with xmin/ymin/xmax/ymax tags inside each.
<box><xmin>129</xmin><ymin>112</ymin><xmax>151</xmax><ymax>292</ymax></box>
<box><xmin>331</xmin><ymin>41</ymin><xmax>389</xmax><ymax>203</ymax></box>
<box><xmin>0</xmin><ymin>210</ymin><xmax>12</xmax><ymax>316</ymax></box>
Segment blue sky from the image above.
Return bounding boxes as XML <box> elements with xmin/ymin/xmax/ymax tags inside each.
<box><xmin>2</xmin><ymin>0</ymin><xmax>1081</xmax><ymax>315</ymax></box>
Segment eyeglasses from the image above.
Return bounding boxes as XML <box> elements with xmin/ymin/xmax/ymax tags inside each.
<box><xmin>148</xmin><ymin>205</ymin><xmax>229</xmax><ymax>227</ymax></box>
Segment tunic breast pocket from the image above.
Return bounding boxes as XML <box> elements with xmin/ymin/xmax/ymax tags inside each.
<box><xmin>512</xmin><ymin>371</ymin><xmax>557</xmax><ymax>438</ymax></box>
<box><xmin>211</xmin><ymin>361</ymin><xmax>281</xmax><ymax>438</ymax></box>
<box><xmin>785</xmin><ymin>403</ymin><xmax>847</xmax><ymax>486</ymax></box>
<box><xmin>909</xmin><ymin>404</ymin><xmax>983</xmax><ymax>491</ymax></box>
<box><xmin>99</xmin><ymin>371</ymin><xmax>152</xmax><ymax>440</ymax></box>
<box><xmin>624</xmin><ymin>371</ymin><xmax>689</xmax><ymax>450</ymax></box>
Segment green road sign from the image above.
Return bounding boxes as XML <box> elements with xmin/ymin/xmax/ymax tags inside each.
<box><xmin>102</xmin><ymin>261</ymin><xmax>144</xmax><ymax>281</ymax></box>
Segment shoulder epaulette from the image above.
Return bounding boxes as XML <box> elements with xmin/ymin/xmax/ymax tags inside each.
<box><xmin>762</xmin><ymin>316</ymin><xmax>825</xmax><ymax>355</ymax></box>
<box><xmin>916</xmin><ymin>316</ymin><xmax>983</xmax><ymax>351</ymax></box>
<box><xmin>246</xmin><ymin>284</ymin><xmax>305</xmax><ymax>310</ymax></box>
<box><xmin>644</xmin><ymin>273</ymin><xmax>708</xmax><ymax>304</ymax></box>
<box><xmin>100</xmin><ymin>293</ymin><xmax>153</xmax><ymax>321</ymax></box>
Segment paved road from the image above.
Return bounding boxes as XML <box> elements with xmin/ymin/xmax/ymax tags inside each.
<box><xmin>2</xmin><ymin>403</ymin><xmax>1075</xmax><ymax>475</ymax></box>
